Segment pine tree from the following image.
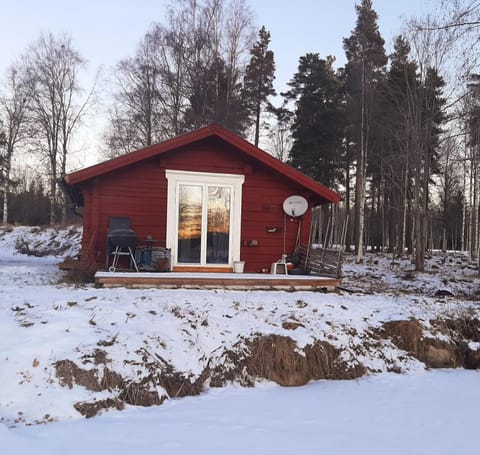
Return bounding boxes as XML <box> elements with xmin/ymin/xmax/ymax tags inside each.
<box><xmin>343</xmin><ymin>0</ymin><xmax>387</xmax><ymax>261</ymax></box>
<box><xmin>183</xmin><ymin>56</ymin><xmax>249</xmax><ymax>134</ymax></box>
<box><xmin>283</xmin><ymin>53</ymin><xmax>344</xmax><ymax>188</ymax></box>
<box><xmin>243</xmin><ymin>26</ymin><xmax>276</xmax><ymax>146</ymax></box>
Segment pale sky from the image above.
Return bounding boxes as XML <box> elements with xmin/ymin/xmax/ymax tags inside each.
<box><xmin>0</xmin><ymin>0</ymin><xmax>432</xmax><ymax>167</ymax></box>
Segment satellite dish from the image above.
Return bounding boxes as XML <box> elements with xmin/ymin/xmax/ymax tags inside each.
<box><xmin>283</xmin><ymin>195</ymin><xmax>308</xmax><ymax>217</ymax></box>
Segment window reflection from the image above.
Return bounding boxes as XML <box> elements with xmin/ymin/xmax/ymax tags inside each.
<box><xmin>177</xmin><ymin>184</ymin><xmax>231</xmax><ymax>265</ymax></box>
<box><xmin>207</xmin><ymin>187</ymin><xmax>231</xmax><ymax>264</ymax></box>
<box><xmin>178</xmin><ymin>185</ymin><xmax>202</xmax><ymax>263</ymax></box>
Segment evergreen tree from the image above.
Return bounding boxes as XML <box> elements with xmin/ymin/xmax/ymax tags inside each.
<box><xmin>243</xmin><ymin>26</ymin><xmax>276</xmax><ymax>146</ymax></box>
<box><xmin>283</xmin><ymin>53</ymin><xmax>344</xmax><ymax>188</ymax></box>
<box><xmin>183</xmin><ymin>56</ymin><xmax>249</xmax><ymax>134</ymax></box>
<box><xmin>343</xmin><ymin>0</ymin><xmax>387</xmax><ymax>261</ymax></box>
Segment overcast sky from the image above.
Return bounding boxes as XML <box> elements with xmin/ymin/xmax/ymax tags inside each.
<box><xmin>0</xmin><ymin>0</ymin><xmax>431</xmax><ymax>167</ymax></box>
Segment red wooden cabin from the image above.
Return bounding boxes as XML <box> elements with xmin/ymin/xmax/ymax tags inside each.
<box><xmin>62</xmin><ymin>124</ymin><xmax>340</xmax><ymax>273</ymax></box>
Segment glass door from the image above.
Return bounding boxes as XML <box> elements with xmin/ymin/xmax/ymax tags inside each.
<box><xmin>177</xmin><ymin>185</ymin><xmax>203</xmax><ymax>263</ymax></box>
<box><xmin>177</xmin><ymin>183</ymin><xmax>231</xmax><ymax>265</ymax></box>
<box><xmin>207</xmin><ymin>186</ymin><xmax>231</xmax><ymax>264</ymax></box>
<box><xmin>166</xmin><ymin>170</ymin><xmax>244</xmax><ymax>269</ymax></box>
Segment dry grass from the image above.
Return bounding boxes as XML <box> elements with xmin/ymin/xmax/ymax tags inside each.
<box><xmin>245</xmin><ymin>335</ymin><xmax>365</xmax><ymax>386</ymax></box>
<box><xmin>118</xmin><ymin>383</ymin><xmax>166</xmax><ymax>407</ymax></box>
<box><xmin>382</xmin><ymin>319</ymin><xmax>460</xmax><ymax>368</ymax></box>
<box><xmin>56</xmin><ymin>313</ymin><xmax>480</xmax><ymax>420</ymax></box>
<box><xmin>74</xmin><ymin>398</ymin><xmax>124</xmax><ymax>418</ymax></box>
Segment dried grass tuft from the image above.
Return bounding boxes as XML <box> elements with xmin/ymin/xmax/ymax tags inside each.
<box><xmin>382</xmin><ymin>319</ymin><xmax>458</xmax><ymax>368</ymax></box>
<box><xmin>245</xmin><ymin>335</ymin><xmax>365</xmax><ymax>386</ymax></box>
<box><xmin>118</xmin><ymin>383</ymin><xmax>166</xmax><ymax>407</ymax></box>
<box><xmin>74</xmin><ymin>398</ymin><xmax>124</xmax><ymax>418</ymax></box>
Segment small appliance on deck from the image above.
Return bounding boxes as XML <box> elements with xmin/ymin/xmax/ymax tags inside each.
<box><xmin>107</xmin><ymin>217</ymin><xmax>139</xmax><ymax>272</ymax></box>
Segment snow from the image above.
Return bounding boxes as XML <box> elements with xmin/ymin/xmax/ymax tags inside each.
<box><xmin>2</xmin><ymin>371</ymin><xmax>480</xmax><ymax>455</ymax></box>
<box><xmin>0</xmin><ymin>225</ymin><xmax>479</xmax><ymax>453</ymax></box>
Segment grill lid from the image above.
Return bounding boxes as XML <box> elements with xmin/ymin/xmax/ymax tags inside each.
<box><xmin>108</xmin><ymin>228</ymin><xmax>137</xmax><ymax>248</ymax></box>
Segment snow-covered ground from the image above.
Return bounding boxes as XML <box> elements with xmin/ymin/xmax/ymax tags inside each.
<box><xmin>3</xmin><ymin>370</ymin><xmax>479</xmax><ymax>455</ymax></box>
<box><xmin>0</xmin><ymin>225</ymin><xmax>479</xmax><ymax>454</ymax></box>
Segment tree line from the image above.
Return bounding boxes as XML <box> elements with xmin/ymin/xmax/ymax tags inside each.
<box><xmin>1</xmin><ymin>0</ymin><xmax>479</xmax><ymax>271</ymax></box>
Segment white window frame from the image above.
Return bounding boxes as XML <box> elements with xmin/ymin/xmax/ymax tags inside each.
<box><xmin>165</xmin><ymin>170</ymin><xmax>244</xmax><ymax>268</ymax></box>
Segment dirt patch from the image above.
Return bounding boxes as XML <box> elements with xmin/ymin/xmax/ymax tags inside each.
<box><xmin>74</xmin><ymin>398</ymin><xmax>124</xmax><ymax>418</ymax></box>
<box><xmin>55</xmin><ymin>359</ymin><xmax>125</xmax><ymax>392</ymax></box>
<box><xmin>55</xmin><ymin>359</ymin><xmax>103</xmax><ymax>391</ymax></box>
<box><xmin>14</xmin><ymin>227</ymin><xmax>81</xmax><ymax>258</ymax></box>
<box><xmin>56</xmin><ymin>354</ymin><xmax>208</xmax><ymax>417</ymax></box>
<box><xmin>100</xmin><ymin>368</ymin><xmax>125</xmax><ymax>391</ymax></box>
<box><xmin>282</xmin><ymin>321</ymin><xmax>305</xmax><ymax>330</ymax></box>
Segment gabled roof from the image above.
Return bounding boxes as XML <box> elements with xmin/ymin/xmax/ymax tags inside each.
<box><xmin>64</xmin><ymin>124</ymin><xmax>340</xmax><ymax>204</ymax></box>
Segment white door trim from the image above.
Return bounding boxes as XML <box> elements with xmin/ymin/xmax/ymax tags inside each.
<box><xmin>165</xmin><ymin>169</ymin><xmax>244</xmax><ymax>267</ymax></box>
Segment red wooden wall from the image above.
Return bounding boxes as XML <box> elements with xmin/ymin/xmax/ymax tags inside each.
<box><xmin>79</xmin><ymin>137</ymin><xmax>321</xmax><ymax>273</ymax></box>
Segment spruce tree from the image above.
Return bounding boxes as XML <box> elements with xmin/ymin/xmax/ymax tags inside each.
<box><xmin>243</xmin><ymin>26</ymin><xmax>276</xmax><ymax>146</ymax></box>
<box><xmin>283</xmin><ymin>53</ymin><xmax>344</xmax><ymax>188</ymax></box>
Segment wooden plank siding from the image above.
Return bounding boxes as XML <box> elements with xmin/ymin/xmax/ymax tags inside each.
<box><xmin>239</xmin><ymin>162</ymin><xmax>313</xmax><ymax>272</ymax></box>
<box><xmin>79</xmin><ymin>143</ymin><xmax>314</xmax><ymax>272</ymax></box>
<box><xmin>67</xmin><ymin>127</ymin><xmax>340</xmax><ymax>273</ymax></box>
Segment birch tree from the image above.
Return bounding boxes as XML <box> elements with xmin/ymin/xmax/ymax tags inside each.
<box><xmin>0</xmin><ymin>64</ymin><xmax>30</xmax><ymax>225</ymax></box>
<box><xmin>105</xmin><ymin>0</ymin><xmax>255</xmax><ymax>156</ymax></box>
<box><xmin>22</xmin><ymin>33</ymin><xmax>91</xmax><ymax>224</ymax></box>
<box><xmin>404</xmin><ymin>13</ymin><xmax>452</xmax><ymax>270</ymax></box>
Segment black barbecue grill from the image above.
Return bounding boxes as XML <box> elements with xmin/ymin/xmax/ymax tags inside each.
<box><xmin>107</xmin><ymin>217</ymin><xmax>139</xmax><ymax>272</ymax></box>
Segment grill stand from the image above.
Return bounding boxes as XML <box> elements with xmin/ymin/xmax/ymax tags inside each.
<box><xmin>108</xmin><ymin>245</ymin><xmax>139</xmax><ymax>272</ymax></box>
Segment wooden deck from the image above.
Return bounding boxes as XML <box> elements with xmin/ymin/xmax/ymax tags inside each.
<box><xmin>94</xmin><ymin>271</ymin><xmax>340</xmax><ymax>291</ymax></box>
